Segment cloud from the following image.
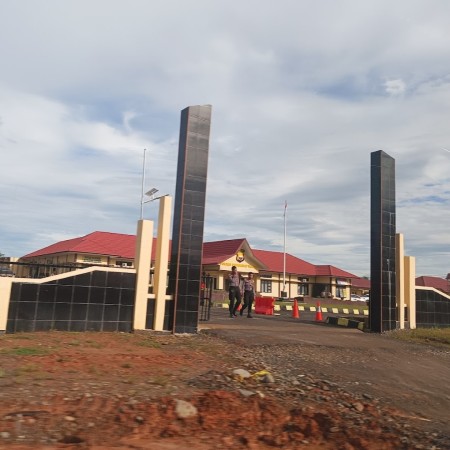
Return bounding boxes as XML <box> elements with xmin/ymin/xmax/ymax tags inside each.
<box><xmin>1</xmin><ymin>0</ymin><xmax>450</xmax><ymax>278</ymax></box>
<box><xmin>384</xmin><ymin>79</ymin><xmax>406</xmax><ymax>96</ymax></box>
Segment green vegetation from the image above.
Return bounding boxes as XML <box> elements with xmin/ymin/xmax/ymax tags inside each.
<box><xmin>1</xmin><ymin>347</ymin><xmax>50</xmax><ymax>356</ymax></box>
<box><xmin>388</xmin><ymin>328</ymin><xmax>450</xmax><ymax>348</ymax></box>
<box><xmin>136</xmin><ymin>339</ymin><xmax>162</xmax><ymax>348</ymax></box>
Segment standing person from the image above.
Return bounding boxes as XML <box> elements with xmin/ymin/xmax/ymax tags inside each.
<box><xmin>228</xmin><ymin>266</ymin><xmax>242</xmax><ymax>318</ymax></box>
<box><xmin>241</xmin><ymin>272</ymin><xmax>255</xmax><ymax>318</ymax></box>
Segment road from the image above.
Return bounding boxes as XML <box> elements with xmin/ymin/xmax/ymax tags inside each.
<box><xmin>199</xmin><ymin>306</ymin><xmax>450</xmax><ymax>437</ymax></box>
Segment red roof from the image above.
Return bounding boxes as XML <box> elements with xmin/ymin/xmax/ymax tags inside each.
<box><xmin>315</xmin><ymin>265</ymin><xmax>358</xmax><ymax>278</ymax></box>
<box><xmin>416</xmin><ymin>276</ymin><xmax>450</xmax><ymax>294</ymax></box>
<box><xmin>252</xmin><ymin>249</ymin><xmax>317</xmax><ymax>276</ymax></box>
<box><xmin>23</xmin><ymin>231</ymin><xmax>141</xmax><ymax>259</ymax></box>
<box><xmin>202</xmin><ymin>238</ymin><xmax>247</xmax><ymax>265</ymax></box>
<box><xmin>21</xmin><ymin>231</ymin><xmax>357</xmax><ymax>279</ymax></box>
<box><xmin>351</xmin><ymin>277</ymin><xmax>371</xmax><ymax>289</ymax></box>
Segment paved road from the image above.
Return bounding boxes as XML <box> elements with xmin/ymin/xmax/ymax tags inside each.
<box><xmin>199</xmin><ymin>306</ymin><xmax>450</xmax><ymax>435</ymax></box>
<box><xmin>200</xmin><ymin>306</ymin><xmax>372</xmax><ymax>348</ymax></box>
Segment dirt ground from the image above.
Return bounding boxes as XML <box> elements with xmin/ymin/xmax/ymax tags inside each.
<box><xmin>0</xmin><ymin>308</ymin><xmax>449</xmax><ymax>450</ymax></box>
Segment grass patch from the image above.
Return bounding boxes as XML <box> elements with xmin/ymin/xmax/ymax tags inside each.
<box><xmin>13</xmin><ymin>364</ymin><xmax>54</xmax><ymax>381</ymax></box>
<box><xmin>148</xmin><ymin>375</ymin><xmax>169</xmax><ymax>386</ymax></box>
<box><xmin>87</xmin><ymin>365</ymin><xmax>104</xmax><ymax>375</ymax></box>
<box><xmin>85</xmin><ymin>340</ymin><xmax>104</xmax><ymax>349</ymax></box>
<box><xmin>5</xmin><ymin>334</ymin><xmax>35</xmax><ymax>340</ymax></box>
<box><xmin>136</xmin><ymin>340</ymin><xmax>162</xmax><ymax>349</ymax></box>
<box><xmin>1</xmin><ymin>347</ymin><xmax>50</xmax><ymax>356</ymax></box>
<box><xmin>15</xmin><ymin>363</ymin><xmax>40</xmax><ymax>373</ymax></box>
<box><xmin>388</xmin><ymin>328</ymin><xmax>450</xmax><ymax>348</ymax></box>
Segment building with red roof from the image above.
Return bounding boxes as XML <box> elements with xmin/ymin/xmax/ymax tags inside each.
<box><xmin>415</xmin><ymin>276</ymin><xmax>450</xmax><ymax>295</ymax></box>
<box><xmin>17</xmin><ymin>231</ymin><xmax>362</xmax><ymax>300</ymax></box>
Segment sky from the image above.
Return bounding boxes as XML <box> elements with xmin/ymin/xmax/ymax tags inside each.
<box><xmin>1</xmin><ymin>0</ymin><xmax>449</xmax><ymax>278</ymax></box>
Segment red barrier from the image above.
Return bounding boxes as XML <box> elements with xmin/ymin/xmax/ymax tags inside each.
<box><xmin>254</xmin><ymin>297</ymin><xmax>275</xmax><ymax>315</ymax></box>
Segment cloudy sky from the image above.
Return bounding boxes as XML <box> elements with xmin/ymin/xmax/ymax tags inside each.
<box><xmin>1</xmin><ymin>0</ymin><xmax>449</xmax><ymax>278</ymax></box>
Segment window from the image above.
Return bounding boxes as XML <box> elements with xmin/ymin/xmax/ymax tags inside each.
<box><xmin>336</xmin><ymin>287</ymin><xmax>345</xmax><ymax>298</ymax></box>
<box><xmin>261</xmin><ymin>279</ymin><xmax>272</xmax><ymax>293</ymax></box>
<box><xmin>117</xmin><ymin>260</ymin><xmax>132</xmax><ymax>267</ymax></box>
<box><xmin>297</xmin><ymin>284</ymin><xmax>308</xmax><ymax>295</ymax></box>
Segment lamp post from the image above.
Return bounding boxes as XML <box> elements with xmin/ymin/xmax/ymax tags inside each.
<box><xmin>140</xmin><ymin>149</ymin><xmax>147</xmax><ymax>220</ymax></box>
<box><xmin>140</xmin><ymin>188</ymin><xmax>159</xmax><ymax>220</ymax></box>
<box><xmin>140</xmin><ymin>150</ymin><xmax>169</xmax><ymax>219</ymax></box>
<box><xmin>282</xmin><ymin>200</ymin><xmax>287</xmax><ymax>298</ymax></box>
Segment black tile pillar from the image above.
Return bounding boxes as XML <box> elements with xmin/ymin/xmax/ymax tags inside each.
<box><xmin>370</xmin><ymin>150</ymin><xmax>397</xmax><ymax>332</ymax></box>
<box><xmin>169</xmin><ymin>105</ymin><xmax>212</xmax><ymax>333</ymax></box>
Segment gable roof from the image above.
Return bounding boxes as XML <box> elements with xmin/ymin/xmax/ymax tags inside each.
<box><xmin>202</xmin><ymin>238</ymin><xmax>247</xmax><ymax>265</ymax></box>
<box><xmin>23</xmin><ymin>231</ymin><xmax>141</xmax><ymax>259</ymax></box>
<box><xmin>315</xmin><ymin>265</ymin><xmax>358</xmax><ymax>278</ymax></box>
<box><xmin>416</xmin><ymin>276</ymin><xmax>450</xmax><ymax>294</ymax></box>
<box><xmin>252</xmin><ymin>249</ymin><xmax>317</xmax><ymax>276</ymax></box>
<box><xmin>351</xmin><ymin>277</ymin><xmax>371</xmax><ymax>289</ymax></box>
<box><xmin>21</xmin><ymin>230</ymin><xmax>359</xmax><ymax>279</ymax></box>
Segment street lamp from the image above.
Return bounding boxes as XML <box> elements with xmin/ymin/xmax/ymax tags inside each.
<box><xmin>141</xmin><ymin>187</ymin><xmax>169</xmax><ymax>219</ymax></box>
<box><xmin>144</xmin><ymin>188</ymin><xmax>159</xmax><ymax>202</ymax></box>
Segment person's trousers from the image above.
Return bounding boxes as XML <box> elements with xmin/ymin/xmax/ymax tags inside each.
<box><xmin>241</xmin><ymin>291</ymin><xmax>254</xmax><ymax>315</ymax></box>
<box><xmin>229</xmin><ymin>286</ymin><xmax>241</xmax><ymax>315</ymax></box>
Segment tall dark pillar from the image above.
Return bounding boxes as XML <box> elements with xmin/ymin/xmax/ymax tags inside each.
<box><xmin>169</xmin><ymin>105</ymin><xmax>212</xmax><ymax>333</ymax></box>
<box><xmin>370</xmin><ymin>150</ymin><xmax>397</xmax><ymax>332</ymax></box>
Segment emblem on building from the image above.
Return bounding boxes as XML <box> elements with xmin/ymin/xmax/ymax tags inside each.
<box><xmin>236</xmin><ymin>249</ymin><xmax>245</xmax><ymax>263</ymax></box>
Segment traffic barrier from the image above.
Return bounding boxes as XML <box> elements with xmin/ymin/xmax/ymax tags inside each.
<box><xmin>315</xmin><ymin>301</ymin><xmax>323</xmax><ymax>321</ymax></box>
<box><xmin>254</xmin><ymin>297</ymin><xmax>275</xmax><ymax>315</ymax></box>
<box><xmin>326</xmin><ymin>316</ymin><xmax>365</xmax><ymax>330</ymax></box>
<box><xmin>292</xmin><ymin>298</ymin><xmax>300</xmax><ymax>319</ymax></box>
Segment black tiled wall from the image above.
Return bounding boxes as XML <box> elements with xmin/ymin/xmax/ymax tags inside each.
<box><xmin>169</xmin><ymin>105</ymin><xmax>212</xmax><ymax>333</ymax></box>
<box><xmin>145</xmin><ymin>299</ymin><xmax>174</xmax><ymax>331</ymax></box>
<box><xmin>416</xmin><ymin>289</ymin><xmax>450</xmax><ymax>327</ymax></box>
<box><xmin>6</xmin><ymin>271</ymin><xmax>136</xmax><ymax>333</ymax></box>
<box><xmin>370</xmin><ymin>150</ymin><xmax>397</xmax><ymax>332</ymax></box>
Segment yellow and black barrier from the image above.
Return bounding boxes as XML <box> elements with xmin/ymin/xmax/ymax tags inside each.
<box><xmin>326</xmin><ymin>316</ymin><xmax>365</xmax><ymax>330</ymax></box>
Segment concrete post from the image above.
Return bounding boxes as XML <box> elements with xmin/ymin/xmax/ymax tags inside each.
<box><xmin>133</xmin><ymin>219</ymin><xmax>153</xmax><ymax>330</ymax></box>
<box><xmin>404</xmin><ymin>256</ymin><xmax>416</xmax><ymax>329</ymax></box>
<box><xmin>396</xmin><ymin>233</ymin><xmax>405</xmax><ymax>329</ymax></box>
<box><xmin>153</xmin><ymin>195</ymin><xmax>172</xmax><ymax>331</ymax></box>
<box><xmin>0</xmin><ymin>278</ymin><xmax>13</xmax><ymax>332</ymax></box>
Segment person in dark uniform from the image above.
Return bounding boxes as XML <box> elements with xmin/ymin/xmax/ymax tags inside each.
<box><xmin>228</xmin><ymin>266</ymin><xmax>242</xmax><ymax>318</ymax></box>
<box><xmin>240</xmin><ymin>272</ymin><xmax>255</xmax><ymax>318</ymax></box>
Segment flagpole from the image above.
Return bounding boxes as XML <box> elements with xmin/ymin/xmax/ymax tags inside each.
<box><xmin>140</xmin><ymin>148</ymin><xmax>147</xmax><ymax>220</ymax></box>
<box><xmin>283</xmin><ymin>201</ymin><xmax>287</xmax><ymax>295</ymax></box>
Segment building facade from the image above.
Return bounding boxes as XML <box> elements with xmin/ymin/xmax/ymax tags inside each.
<box><xmin>16</xmin><ymin>231</ymin><xmax>360</xmax><ymax>300</ymax></box>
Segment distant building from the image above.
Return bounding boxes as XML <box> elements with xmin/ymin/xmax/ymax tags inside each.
<box><xmin>350</xmin><ymin>277</ymin><xmax>371</xmax><ymax>296</ymax></box>
<box><xmin>415</xmin><ymin>275</ymin><xmax>450</xmax><ymax>295</ymax></box>
<box><xmin>17</xmin><ymin>231</ymin><xmax>362</xmax><ymax>300</ymax></box>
